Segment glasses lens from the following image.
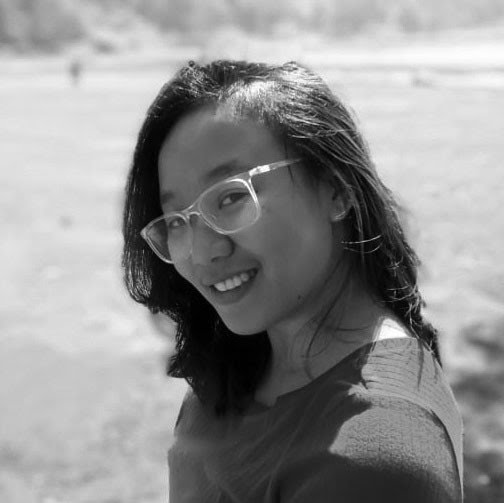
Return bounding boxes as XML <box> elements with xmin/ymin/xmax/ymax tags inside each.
<box><xmin>200</xmin><ymin>179</ymin><xmax>259</xmax><ymax>232</ymax></box>
<box><xmin>146</xmin><ymin>215</ymin><xmax>190</xmax><ymax>262</ymax></box>
<box><xmin>144</xmin><ymin>180</ymin><xmax>259</xmax><ymax>263</ymax></box>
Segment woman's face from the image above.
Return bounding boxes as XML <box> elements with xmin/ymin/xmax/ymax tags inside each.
<box><xmin>158</xmin><ymin>107</ymin><xmax>346</xmax><ymax>335</ymax></box>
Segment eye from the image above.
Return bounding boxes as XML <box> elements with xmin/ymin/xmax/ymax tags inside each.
<box><xmin>219</xmin><ymin>190</ymin><xmax>249</xmax><ymax>209</ymax></box>
<box><xmin>166</xmin><ymin>216</ymin><xmax>186</xmax><ymax>232</ymax></box>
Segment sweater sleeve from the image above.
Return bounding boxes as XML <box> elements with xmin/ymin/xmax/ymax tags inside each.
<box><xmin>279</xmin><ymin>395</ymin><xmax>462</xmax><ymax>503</ymax></box>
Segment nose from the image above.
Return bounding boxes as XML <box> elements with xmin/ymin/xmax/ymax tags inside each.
<box><xmin>189</xmin><ymin>216</ymin><xmax>233</xmax><ymax>265</ymax></box>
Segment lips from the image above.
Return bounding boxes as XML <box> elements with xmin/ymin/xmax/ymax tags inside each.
<box><xmin>214</xmin><ymin>269</ymin><xmax>260</xmax><ymax>292</ymax></box>
<box><xmin>204</xmin><ymin>268</ymin><xmax>259</xmax><ymax>305</ymax></box>
<box><xmin>202</xmin><ymin>268</ymin><xmax>258</xmax><ymax>289</ymax></box>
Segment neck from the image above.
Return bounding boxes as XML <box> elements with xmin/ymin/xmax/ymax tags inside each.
<box><xmin>265</xmin><ymin>271</ymin><xmax>384</xmax><ymax>378</ymax></box>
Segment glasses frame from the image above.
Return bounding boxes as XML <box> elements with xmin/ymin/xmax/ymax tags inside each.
<box><xmin>141</xmin><ymin>158</ymin><xmax>302</xmax><ymax>263</ymax></box>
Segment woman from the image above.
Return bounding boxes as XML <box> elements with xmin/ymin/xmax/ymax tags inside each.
<box><xmin>122</xmin><ymin>60</ymin><xmax>463</xmax><ymax>502</ymax></box>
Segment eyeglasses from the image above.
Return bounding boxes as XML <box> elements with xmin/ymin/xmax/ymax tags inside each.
<box><xmin>141</xmin><ymin>158</ymin><xmax>302</xmax><ymax>263</ymax></box>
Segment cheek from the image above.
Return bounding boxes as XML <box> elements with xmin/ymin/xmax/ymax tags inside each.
<box><xmin>241</xmin><ymin>202</ymin><xmax>335</xmax><ymax>284</ymax></box>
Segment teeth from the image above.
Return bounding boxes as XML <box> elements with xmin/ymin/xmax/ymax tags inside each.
<box><xmin>213</xmin><ymin>270</ymin><xmax>255</xmax><ymax>292</ymax></box>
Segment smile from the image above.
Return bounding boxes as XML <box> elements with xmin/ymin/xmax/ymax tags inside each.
<box><xmin>212</xmin><ymin>269</ymin><xmax>257</xmax><ymax>292</ymax></box>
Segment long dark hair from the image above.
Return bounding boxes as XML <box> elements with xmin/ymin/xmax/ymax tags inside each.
<box><xmin>122</xmin><ymin>60</ymin><xmax>440</xmax><ymax>416</ymax></box>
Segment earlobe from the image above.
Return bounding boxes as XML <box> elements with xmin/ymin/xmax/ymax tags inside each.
<box><xmin>330</xmin><ymin>192</ymin><xmax>350</xmax><ymax>222</ymax></box>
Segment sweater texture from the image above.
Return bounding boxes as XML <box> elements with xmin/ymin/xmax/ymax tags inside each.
<box><xmin>168</xmin><ymin>337</ymin><xmax>463</xmax><ymax>502</ymax></box>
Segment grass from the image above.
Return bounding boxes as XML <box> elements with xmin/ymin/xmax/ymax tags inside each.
<box><xmin>1</xmin><ymin>60</ymin><xmax>503</xmax><ymax>502</ymax></box>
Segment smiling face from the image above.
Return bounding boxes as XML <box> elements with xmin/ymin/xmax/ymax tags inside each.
<box><xmin>158</xmin><ymin>107</ymin><xmax>348</xmax><ymax>336</ymax></box>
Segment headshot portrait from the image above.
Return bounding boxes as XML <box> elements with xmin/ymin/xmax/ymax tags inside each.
<box><xmin>2</xmin><ymin>2</ymin><xmax>503</xmax><ymax>502</ymax></box>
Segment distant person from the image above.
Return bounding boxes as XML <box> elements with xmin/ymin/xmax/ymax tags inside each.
<box><xmin>122</xmin><ymin>60</ymin><xmax>463</xmax><ymax>502</ymax></box>
<box><xmin>68</xmin><ymin>58</ymin><xmax>83</xmax><ymax>86</ymax></box>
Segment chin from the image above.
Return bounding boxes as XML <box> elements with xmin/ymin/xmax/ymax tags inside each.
<box><xmin>219</xmin><ymin>314</ymin><xmax>267</xmax><ymax>336</ymax></box>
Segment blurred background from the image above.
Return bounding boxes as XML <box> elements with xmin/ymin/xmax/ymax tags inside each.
<box><xmin>1</xmin><ymin>0</ymin><xmax>503</xmax><ymax>502</ymax></box>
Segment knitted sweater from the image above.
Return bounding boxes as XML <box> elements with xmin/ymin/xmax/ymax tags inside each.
<box><xmin>168</xmin><ymin>337</ymin><xmax>464</xmax><ymax>502</ymax></box>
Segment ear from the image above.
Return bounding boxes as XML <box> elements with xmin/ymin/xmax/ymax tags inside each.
<box><xmin>329</xmin><ymin>189</ymin><xmax>350</xmax><ymax>222</ymax></box>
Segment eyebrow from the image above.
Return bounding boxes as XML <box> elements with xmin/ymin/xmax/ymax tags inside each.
<box><xmin>160</xmin><ymin>159</ymin><xmax>244</xmax><ymax>206</ymax></box>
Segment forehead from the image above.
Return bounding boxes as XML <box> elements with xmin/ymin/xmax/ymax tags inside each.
<box><xmin>157</xmin><ymin>107</ymin><xmax>284</xmax><ymax>206</ymax></box>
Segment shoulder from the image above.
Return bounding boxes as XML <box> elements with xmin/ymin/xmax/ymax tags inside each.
<box><xmin>282</xmin><ymin>394</ymin><xmax>462</xmax><ymax>502</ymax></box>
<box><xmin>334</xmin><ymin>393</ymin><xmax>458</xmax><ymax>476</ymax></box>
<box><xmin>280</xmin><ymin>338</ymin><xmax>463</xmax><ymax>501</ymax></box>
<box><xmin>317</xmin><ymin>337</ymin><xmax>462</xmax><ymax>431</ymax></box>
<box><xmin>174</xmin><ymin>387</ymin><xmax>212</xmax><ymax>428</ymax></box>
<box><xmin>351</xmin><ymin>337</ymin><xmax>463</xmax><ymax>479</ymax></box>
